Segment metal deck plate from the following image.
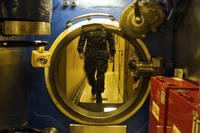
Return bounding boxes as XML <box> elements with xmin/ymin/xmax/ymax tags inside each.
<box><xmin>70</xmin><ymin>124</ymin><xmax>126</xmax><ymax>133</ymax></box>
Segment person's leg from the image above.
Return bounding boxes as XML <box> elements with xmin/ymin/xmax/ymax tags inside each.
<box><xmin>95</xmin><ymin>55</ymin><xmax>108</xmax><ymax>103</ymax></box>
<box><xmin>96</xmin><ymin>55</ymin><xmax>108</xmax><ymax>93</ymax></box>
<box><xmin>84</xmin><ymin>56</ymin><xmax>97</xmax><ymax>95</ymax></box>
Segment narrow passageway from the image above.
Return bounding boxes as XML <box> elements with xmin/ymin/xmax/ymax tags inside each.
<box><xmin>79</xmin><ymin>71</ymin><xmax>123</xmax><ymax>104</ymax></box>
<box><xmin>67</xmin><ymin>34</ymin><xmax>129</xmax><ymax>111</ymax></box>
<box><xmin>76</xmin><ymin>61</ymin><xmax>123</xmax><ymax>103</ymax></box>
<box><xmin>72</xmin><ymin>62</ymin><xmax>124</xmax><ymax>112</ymax></box>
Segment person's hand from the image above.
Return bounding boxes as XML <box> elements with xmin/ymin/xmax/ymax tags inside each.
<box><xmin>109</xmin><ymin>56</ymin><xmax>114</xmax><ymax>63</ymax></box>
<box><xmin>79</xmin><ymin>53</ymin><xmax>84</xmax><ymax>60</ymax></box>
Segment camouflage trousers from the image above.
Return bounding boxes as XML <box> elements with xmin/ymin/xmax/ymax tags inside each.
<box><xmin>84</xmin><ymin>51</ymin><xmax>109</xmax><ymax>93</ymax></box>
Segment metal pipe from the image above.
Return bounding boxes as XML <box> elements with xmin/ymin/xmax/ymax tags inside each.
<box><xmin>0</xmin><ymin>40</ymin><xmax>48</xmax><ymax>47</ymax></box>
<box><xmin>66</xmin><ymin>13</ymin><xmax>115</xmax><ymax>28</ymax></box>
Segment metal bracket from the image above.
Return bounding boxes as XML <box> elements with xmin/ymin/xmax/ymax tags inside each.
<box><xmin>66</xmin><ymin>13</ymin><xmax>115</xmax><ymax>28</ymax></box>
<box><xmin>31</xmin><ymin>46</ymin><xmax>51</xmax><ymax>68</ymax></box>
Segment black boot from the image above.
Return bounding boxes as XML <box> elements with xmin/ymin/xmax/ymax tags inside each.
<box><xmin>91</xmin><ymin>81</ymin><xmax>97</xmax><ymax>95</ymax></box>
<box><xmin>100</xmin><ymin>88</ymin><xmax>105</xmax><ymax>93</ymax></box>
<box><xmin>96</xmin><ymin>92</ymin><xmax>102</xmax><ymax>103</ymax></box>
<box><xmin>91</xmin><ymin>87</ymin><xmax>96</xmax><ymax>95</ymax></box>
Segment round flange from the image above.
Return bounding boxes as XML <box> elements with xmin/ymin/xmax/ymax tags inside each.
<box><xmin>119</xmin><ymin>1</ymin><xmax>165</xmax><ymax>39</ymax></box>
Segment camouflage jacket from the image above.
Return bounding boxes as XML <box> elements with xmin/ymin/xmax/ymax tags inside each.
<box><xmin>77</xmin><ymin>24</ymin><xmax>115</xmax><ymax>57</ymax></box>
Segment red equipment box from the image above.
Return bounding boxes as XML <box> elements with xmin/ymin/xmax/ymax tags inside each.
<box><xmin>149</xmin><ymin>76</ymin><xmax>199</xmax><ymax>133</ymax></box>
<box><xmin>167</xmin><ymin>90</ymin><xmax>200</xmax><ymax>133</ymax></box>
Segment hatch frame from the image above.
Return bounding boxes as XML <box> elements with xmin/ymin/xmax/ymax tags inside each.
<box><xmin>44</xmin><ymin>18</ymin><xmax>151</xmax><ymax>125</ymax></box>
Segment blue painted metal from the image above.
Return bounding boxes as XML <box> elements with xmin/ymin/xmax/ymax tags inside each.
<box><xmin>144</xmin><ymin>21</ymin><xmax>175</xmax><ymax>76</ymax></box>
<box><xmin>25</xmin><ymin>0</ymin><xmax>174</xmax><ymax>132</ymax></box>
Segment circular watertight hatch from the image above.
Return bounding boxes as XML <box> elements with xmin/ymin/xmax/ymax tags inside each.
<box><xmin>45</xmin><ymin>18</ymin><xmax>151</xmax><ymax>125</ymax></box>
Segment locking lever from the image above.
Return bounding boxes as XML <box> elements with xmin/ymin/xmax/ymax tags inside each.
<box><xmin>129</xmin><ymin>57</ymin><xmax>164</xmax><ymax>78</ymax></box>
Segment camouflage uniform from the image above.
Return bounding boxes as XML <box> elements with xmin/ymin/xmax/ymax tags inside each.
<box><xmin>77</xmin><ymin>24</ymin><xmax>115</xmax><ymax>94</ymax></box>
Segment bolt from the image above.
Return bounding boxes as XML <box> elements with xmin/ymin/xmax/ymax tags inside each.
<box><xmin>135</xmin><ymin>17</ymin><xmax>142</xmax><ymax>24</ymax></box>
<box><xmin>141</xmin><ymin>34</ymin><xmax>146</xmax><ymax>38</ymax></box>
<box><xmin>63</xmin><ymin>1</ymin><xmax>69</xmax><ymax>7</ymax></box>
<box><xmin>141</xmin><ymin>0</ymin><xmax>147</xmax><ymax>6</ymax></box>
<box><xmin>71</xmin><ymin>1</ymin><xmax>77</xmax><ymax>7</ymax></box>
<box><xmin>37</xmin><ymin>46</ymin><xmax>45</xmax><ymax>53</ymax></box>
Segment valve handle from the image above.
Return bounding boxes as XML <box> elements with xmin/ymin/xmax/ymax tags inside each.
<box><xmin>133</xmin><ymin>0</ymin><xmax>142</xmax><ymax>24</ymax></box>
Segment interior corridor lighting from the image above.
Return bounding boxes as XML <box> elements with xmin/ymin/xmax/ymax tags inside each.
<box><xmin>104</xmin><ymin>107</ymin><xmax>117</xmax><ymax>112</ymax></box>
